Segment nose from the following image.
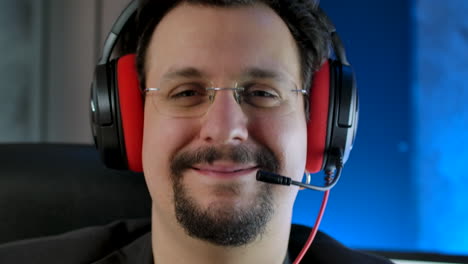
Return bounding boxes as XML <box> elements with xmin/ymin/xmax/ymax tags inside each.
<box><xmin>199</xmin><ymin>89</ymin><xmax>248</xmax><ymax>144</ymax></box>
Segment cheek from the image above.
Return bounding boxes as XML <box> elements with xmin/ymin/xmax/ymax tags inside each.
<box><xmin>249</xmin><ymin>114</ymin><xmax>307</xmax><ymax>210</ymax></box>
<box><xmin>141</xmin><ymin>106</ymin><xmax>196</xmax><ymax>201</ymax></box>
<box><xmin>281</xmin><ymin>119</ymin><xmax>308</xmax><ymax>182</ymax></box>
<box><xmin>251</xmin><ymin>114</ymin><xmax>307</xmax><ymax>181</ymax></box>
<box><xmin>142</xmin><ymin>114</ymin><xmax>170</xmax><ymax>202</ymax></box>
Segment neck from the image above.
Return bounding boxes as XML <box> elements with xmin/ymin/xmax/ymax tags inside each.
<box><xmin>150</xmin><ymin>204</ymin><xmax>292</xmax><ymax>264</ymax></box>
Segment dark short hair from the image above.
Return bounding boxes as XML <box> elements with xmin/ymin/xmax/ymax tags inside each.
<box><xmin>131</xmin><ymin>0</ymin><xmax>333</xmax><ymax>117</ymax></box>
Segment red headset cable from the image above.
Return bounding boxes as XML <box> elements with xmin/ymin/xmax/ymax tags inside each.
<box><xmin>293</xmin><ymin>190</ymin><xmax>330</xmax><ymax>264</ymax></box>
<box><xmin>257</xmin><ymin>159</ymin><xmax>343</xmax><ymax>264</ymax></box>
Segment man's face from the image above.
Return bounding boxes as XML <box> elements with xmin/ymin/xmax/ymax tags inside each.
<box><xmin>142</xmin><ymin>3</ymin><xmax>307</xmax><ymax>246</ymax></box>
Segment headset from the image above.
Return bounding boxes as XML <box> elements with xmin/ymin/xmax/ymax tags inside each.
<box><xmin>90</xmin><ymin>0</ymin><xmax>358</xmax><ymax>188</ymax></box>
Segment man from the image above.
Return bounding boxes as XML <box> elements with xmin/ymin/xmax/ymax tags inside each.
<box><xmin>0</xmin><ymin>0</ymin><xmax>393</xmax><ymax>263</ymax></box>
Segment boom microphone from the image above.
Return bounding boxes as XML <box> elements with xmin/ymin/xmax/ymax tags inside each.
<box><xmin>256</xmin><ymin>166</ymin><xmax>342</xmax><ymax>191</ymax></box>
<box><xmin>256</xmin><ymin>150</ymin><xmax>344</xmax><ymax>191</ymax></box>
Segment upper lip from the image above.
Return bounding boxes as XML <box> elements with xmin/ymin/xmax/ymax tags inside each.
<box><xmin>192</xmin><ymin>162</ymin><xmax>258</xmax><ymax>173</ymax></box>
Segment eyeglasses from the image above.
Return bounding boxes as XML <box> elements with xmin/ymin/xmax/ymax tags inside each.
<box><xmin>144</xmin><ymin>77</ymin><xmax>307</xmax><ymax>119</ymax></box>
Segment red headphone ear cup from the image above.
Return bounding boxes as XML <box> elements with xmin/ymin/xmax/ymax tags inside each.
<box><xmin>306</xmin><ymin>60</ymin><xmax>330</xmax><ymax>173</ymax></box>
<box><xmin>117</xmin><ymin>54</ymin><xmax>143</xmax><ymax>172</ymax></box>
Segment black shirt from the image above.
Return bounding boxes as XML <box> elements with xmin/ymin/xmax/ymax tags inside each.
<box><xmin>0</xmin><ymin>218</ymin><xmax>393</xmax><ymax>264</ymax></box>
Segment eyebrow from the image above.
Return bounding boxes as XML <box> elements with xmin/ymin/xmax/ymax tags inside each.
<box><xmin>161</xmin><ymin>67</ymin><xmax>206</xmax><ymax>81</ymax></box>
<box><xmin>161</xmin><ymin>66</ymin><xmax>289</xmax><ymax>82</ymax></box>
<box><xmin>241</xmin><ymin>67</ymin><xmax>283</xmax><ymax>80</ymax></box>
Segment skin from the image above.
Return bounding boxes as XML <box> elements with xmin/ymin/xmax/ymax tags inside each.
<box><xmin>142</xmin><ymin>3</ymin><xmax>308</xmax><ymax>263</ymax></box>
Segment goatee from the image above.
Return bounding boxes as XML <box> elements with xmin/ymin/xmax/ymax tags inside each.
<box><xmin>170</xmin><ymin>144</ymin><xmax>281</xmax><ymax>246</ymax></box>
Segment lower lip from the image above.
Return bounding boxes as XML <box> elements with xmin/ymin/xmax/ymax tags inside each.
<box><xmin>191</xmin><ymin>167</ymin><xmax>258</xmax><ymax>179</ymax></box>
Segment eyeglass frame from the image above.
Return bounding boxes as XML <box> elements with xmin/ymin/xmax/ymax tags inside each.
<box><xmin>142</xmin><ymin>83</ymin><xmax>308</xmax><ymax>118</ymax></box>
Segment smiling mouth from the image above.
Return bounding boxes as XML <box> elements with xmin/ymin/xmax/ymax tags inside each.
<box><xmin>191</xmin><ymin>164</ymin><xmax>259</xmax><ymax>178</ymax></box>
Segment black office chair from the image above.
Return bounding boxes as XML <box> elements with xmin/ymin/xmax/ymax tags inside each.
<box><xmin>0</xmin><ymin>144</ymin><xmax>151</xmax><ymax>245</ymax></box>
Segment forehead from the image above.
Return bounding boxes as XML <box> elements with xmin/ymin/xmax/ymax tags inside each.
<box><xmin>145</xmin><ymin>2</ymin><xmax>301</xmax><ymax>85</ymax></box>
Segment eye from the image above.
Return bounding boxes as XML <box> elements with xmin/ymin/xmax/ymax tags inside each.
<box><xmin>245</xmin><ymin>83</ymin><xmax>280</xmax><ymax>97</ymax></box>
<box><xmin>242</xmin><ymin>83</ymin><xmax>282</xmax><ymax>108</ymax></box>
<box><xmin>165</xmin><ymin>83</ymin><xmax>209</xmax><ymax>108</ymax></box>
<box><xmin>248</xmin><ymin>89</ymin><xmax>279</xmax><ymax>98</ymax></box>
<box><xmin>169</xmin><ymin>83</ymin><xmax>207</xmax><ymax>99</ymax></box>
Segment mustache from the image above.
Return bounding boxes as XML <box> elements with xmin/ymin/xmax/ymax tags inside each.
<box><xmin>170</xmin><ymin>145</ymin><xmax>280</xmax><ymax>178</ymax></box>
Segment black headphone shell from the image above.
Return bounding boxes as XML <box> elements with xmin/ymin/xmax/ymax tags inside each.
<box><xmin>90</xmin><ymin>60</ymin><xmax>128</xmax><ymax>170</ymax></box>
<box><xmin>323</xmin><ymin>60</ymin><xmax>358</xmax><ymax>172</ymax></box>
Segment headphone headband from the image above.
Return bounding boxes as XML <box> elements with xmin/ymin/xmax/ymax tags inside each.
<box><xmin>99</xmin><ymin>0</ymin><xmax>139</xmax><ymax>65</ymax></box>
<box><xmin>99</xmin><ymin>0</ymin><xmax>351</xmax><ymax>68</ymax></box>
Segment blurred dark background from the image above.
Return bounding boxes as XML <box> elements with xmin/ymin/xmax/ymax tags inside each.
<box><xmin>0</xmin><ymin>0</ymin><xmax>467</xmax><ymax>256</ymax></box>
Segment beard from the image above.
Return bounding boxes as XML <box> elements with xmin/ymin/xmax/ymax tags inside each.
<box><xmin>170</xmin><ymin>144</ymin><xmax>281</xmax><ymax>247</ymax></box>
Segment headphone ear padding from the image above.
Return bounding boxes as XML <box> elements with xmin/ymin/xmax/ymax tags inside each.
<box><xmin>306</xmin><ymin>60</ymin><xmax>330</xmax><ymax>173</ymax></box>
<box><xmin>116</xmin><ymin>54</ymin><xmax>144</xmax><ymax>172</ymax></box>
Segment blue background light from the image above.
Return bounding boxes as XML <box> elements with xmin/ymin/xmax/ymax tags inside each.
<box><xmin>414</xmin><ymin>0</ymin><xmax>468</xmax><ymax>254</ymax></box>
<box><xmin>292</xmin><ymin>0</ymin><xmax>468</xmax><ymax>256</ymax></box>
